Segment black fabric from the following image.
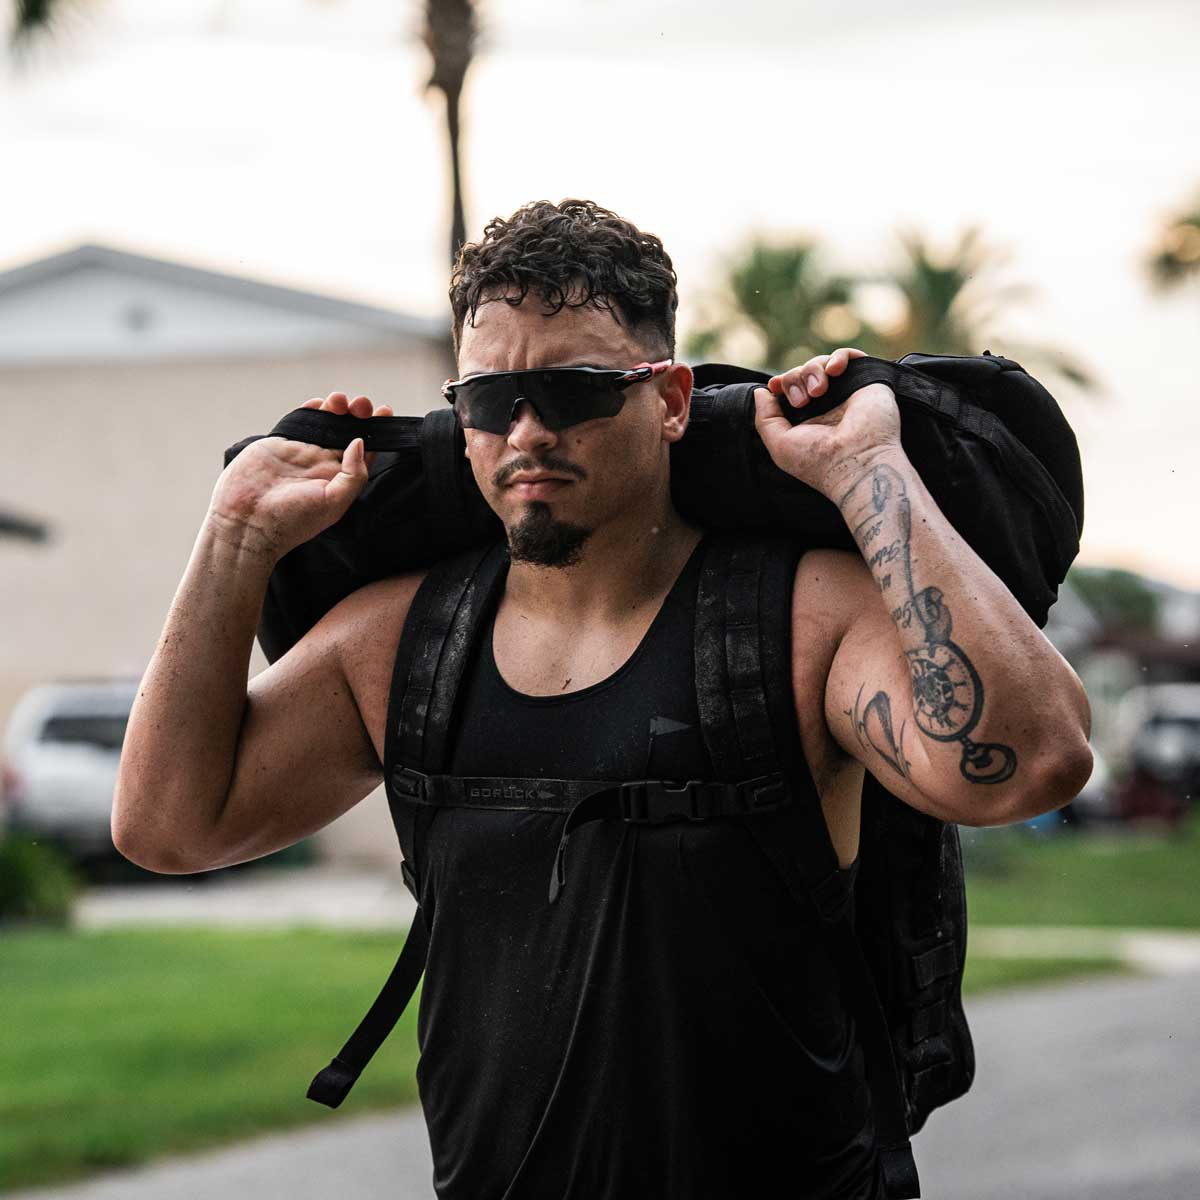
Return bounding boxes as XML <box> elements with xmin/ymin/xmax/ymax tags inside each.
<box><xmin>397</xmin><ymin>536</ymin><xmax>880</xmax><ymax>1200</ymax></box>
<box><xmin>691</xmin><ymin>536</ymin><xmax>917</xmax><ymax>1198</ymax></box>
<box><xmin>224</xmin><ymin>352</ymin><xmax>1081</xmax><ymax>665</ymax></box>
<box><xmin>305</xmin><ymin>908</ymin><xmax>429</xmax><ymax>1108</ymax></box>
<box><xmin>248</xmin><ymin>353</ymin><xmax>1086</xmax><ymax>1195</ymax></box>
<box><xmin>852</xmin><ymin>784</ymin><xmax>974</xmax><ymax>1136</ymax></box>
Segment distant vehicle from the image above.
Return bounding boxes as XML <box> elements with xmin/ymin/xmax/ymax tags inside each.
<box><xmin>1</xmin><ymin>679</ymin><xmax>139</xmax><ymax>862</ymax></box>
<box><xmin>1111</xmin><ymin>683</ymin><xmax>1200</xmax><ymax>825</ymax></box>
<box><xmin>1117</xmin><ymin>684</ymin><xmax>1200</xmax><ymax>774</ymax></box>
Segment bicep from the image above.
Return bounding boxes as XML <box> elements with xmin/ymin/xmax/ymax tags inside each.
<box><xmin>210</xmin><ymin>577</ymin><xmax>419</xmax><ymax>867</ymax></box>
<box><xmin>800</xmin><ymin>554</ymin><xmax>953</xmax><ymax>822</ymax></box>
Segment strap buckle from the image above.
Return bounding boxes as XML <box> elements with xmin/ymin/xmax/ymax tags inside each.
<box><xmin>738</xmin><ymin>772</ymin><xmax>789</xmax><ymax>811</ymax></box>
<box><xmin>390</xmin><ymin>765</ymin><xmax>427</xmax><ymax>799</ymax></box>
<box><xmin>618</xmin><ymin>774</ymin><xmax>790</xmax><ymax>824</ymax></box>
<box><xmin>619</xmin><ymin>780</ymin><xmax>719</xmax><ymax>824</ymax></box>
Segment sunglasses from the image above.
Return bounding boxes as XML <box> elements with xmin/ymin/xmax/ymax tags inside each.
<box><xmin>442</xmin><ymin>360</ymin><xmax>673</xmax><ymax>434</ymax></box>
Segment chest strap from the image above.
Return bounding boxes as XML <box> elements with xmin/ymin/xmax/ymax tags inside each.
<box><xmin>547</xmin><ymin>773</ymin><xmax>788</xmax><ymax>902</ymax></box>
<box><xmin>307</xmin><ymin>768</ymin><xmax>790</xmax><ymax>1110</ymax></box>
<box><xmin>394</xmin><ymin>765</ymin><xmax>790</xmax><ymax>903</ymax></box>
<box><xmin>306</xmin><ymin>907</ymin><xmax>429</xmax><ymax>1109</ymax></box>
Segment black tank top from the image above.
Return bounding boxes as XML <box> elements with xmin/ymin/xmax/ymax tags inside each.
<box><xmin>411</xmin><ymin>536</ymin><xmax>880</xmax><ymax>1200</ymax></box>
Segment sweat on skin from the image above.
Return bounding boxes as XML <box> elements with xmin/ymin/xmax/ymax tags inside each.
<box><xmin>109</xmin><ymin>196</ymin><xmax>1094</xmax><ymax>1200</ymax></box>
<box><xmin>111</xmin><ymin>290</ymin><xmax>1090</xmax><ymax>882</ymax></box>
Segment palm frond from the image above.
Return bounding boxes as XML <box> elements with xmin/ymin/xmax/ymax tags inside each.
<box><xmin>0</xmin><ymin>509</ymin><xmax>50</xmax><ymax>542</ymax></box>
<box><xmin>9</xmin><ymin>0</ymin><xmax>56</xmax><ymax>51</ymax></box>
<box><xmin>422</xmin><ymin>0</ymin><xmax>477</xmax><ymax>97</ymax></box>
<box><xmin>1147</xmin><ymin>208</ymin><xmax>1200</xmax><ymax>292</ymax></box>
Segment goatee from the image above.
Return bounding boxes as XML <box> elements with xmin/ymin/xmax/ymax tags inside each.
<box><xmin>508</xmin><ymin>502</ymin><xmax>591</xmax><ymax>568</ymax></box>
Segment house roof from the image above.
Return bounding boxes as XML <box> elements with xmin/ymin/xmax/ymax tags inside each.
<box><xmin>0</xmin><ymin>241</ymin><xmax>446</xmax><ymax>342</ymax></box>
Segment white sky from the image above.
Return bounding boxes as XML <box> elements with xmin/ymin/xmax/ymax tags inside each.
<box><xmin>3</xmin><ymin>0</ymin><xmax>1199</xmax><ymax>584</ymax></box>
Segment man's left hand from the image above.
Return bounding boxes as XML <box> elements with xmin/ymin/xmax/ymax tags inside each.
<box><xmin>752</xmin><ymin>347</ymin><xmax>902</xmax><ymax>498</ymax></box>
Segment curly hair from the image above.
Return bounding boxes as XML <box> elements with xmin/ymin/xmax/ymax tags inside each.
<box><xmin>449</xmin><ymin>199</ymin><xmax>678</xmax><ymax>357</ymax></box>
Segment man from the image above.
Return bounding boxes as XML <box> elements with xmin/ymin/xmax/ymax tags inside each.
<box><xmin>114</xmin><ymin>199</ymin><xmax>1092</xmax><ymax>1199</ymax></box>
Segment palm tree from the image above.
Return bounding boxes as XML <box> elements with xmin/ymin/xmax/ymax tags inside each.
<box><xmin>684</xmin><ymin>240</ymin><xmax>857</xmax><ymax>370</ymax></box>
<box><xmin>421</xmin><ymin>0</ymin><xmax>477</xmax><ymax>265</ymax></box>
<box><xmin>855</xmin><ymin>227</ymin><xmax>1017</xmax><ymax>359</ymax></box>
<box><xmin>858</xmin><ymin>227</ymin><xmax>1093</xmax><ymax>389</ymax></box>
<box><xmin>688</xmin><ymin>227</ymin><xmax>1093</xmax><ymax>393</ymax></box>
<box><xmin>1147</xmin><ymin>195</ymin><xmax>1200</xmax><ymax>292</ymax></box>
<box><xmin>10</xmin><ymin>0</ymin><xmax>479</xmax><ymax>267</ymax></box>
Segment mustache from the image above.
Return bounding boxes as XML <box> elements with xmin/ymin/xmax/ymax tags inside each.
<box><xmin>494</xmin><ymin>455</ymin><xmax>588</xmax><ymax>488</ymax></box>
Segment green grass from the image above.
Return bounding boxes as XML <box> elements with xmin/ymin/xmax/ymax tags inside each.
<box><xmin>0</xmin><ymin>928</ymin><xmax>420</xmax><ymax>1193</ymax></box>
<box><xmin>0</xmin><ymin>902</ymin><xmax>1142</xmax><ymax>1194</ymax></box>
<box><xmin>962</xmin><ymin>816</ymin><xmax>1200</xmax><ymax>929</ymax></box>
<box><xmin>962</xmin><ymin>952</ymin><xmax>1124</xmax><ymax>995</ymax></box>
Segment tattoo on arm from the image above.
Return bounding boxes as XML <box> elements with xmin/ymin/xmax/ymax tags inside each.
<box><xmin>839</xmin><ymin>464</ymin><xmax>1017</xmax><ymax>785</ymax></box>
<box><xmin>847</xmin><ymin>684</ymin><xmax>913</xmax><ymax>781</ymax></box>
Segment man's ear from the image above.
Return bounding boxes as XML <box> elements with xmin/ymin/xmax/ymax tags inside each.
<box><xmin>661</xmin><ymin>362</ymin><xmax>693</xmax><ymax>444</ymax></box>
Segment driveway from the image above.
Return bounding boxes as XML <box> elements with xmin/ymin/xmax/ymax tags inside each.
<box><xmin>9</xmin><ymin>969</ymin><xmax>1199</xmax><ymax>1200</ymax></box>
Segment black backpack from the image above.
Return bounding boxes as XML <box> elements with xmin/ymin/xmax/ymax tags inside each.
<box><xmin>224</xmin><ymin>351</ymin><xmax>1082</xmax><ymax>659</ymax></box>
<box><xmin>224</xmin><ymin>353</ymin><xmax>1083</xmax><ymax>1200</ymax></box>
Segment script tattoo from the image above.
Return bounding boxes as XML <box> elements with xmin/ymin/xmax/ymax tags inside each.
<box><xmin>839</xmin><ymin>464</ymin><xmax>1017</xmax><ymax>785</ymax></box>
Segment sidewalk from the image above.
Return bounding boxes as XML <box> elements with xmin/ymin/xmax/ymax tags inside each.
<box><xmin>970</xmin><ymin>925</ymin><xmax>1200</xmax><ymax>975</ymax></box>
<box><xmin>5</xmin><ymin>1110</ymin><xmax>435</xmax><ymax>1200</ymax></box>
<box><xmin>74</xmin><ymin>865</ymin><xmax>417</xmax><ymax>931</ymax></box>
<box><xmin>76</xmin><ymin>866</ymin><xmax>1200</xmax><ymax>977</ymax></box>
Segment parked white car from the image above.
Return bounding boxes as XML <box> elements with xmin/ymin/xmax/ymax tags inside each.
<box><xmin>1115</xmin><ymin>682</ymin><xmax>1200</xmax><ymax>785</ymax></box>
<box><xmin>1</xmin><ymin>679</ymin><xmax>139</xmax><ymax>861</ymax></box>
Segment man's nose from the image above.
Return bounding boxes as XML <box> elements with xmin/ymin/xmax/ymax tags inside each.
<box><xmin>506</xmin><ymin>399</ymin><xmax>558</xmax><ymax>451</ymax></box>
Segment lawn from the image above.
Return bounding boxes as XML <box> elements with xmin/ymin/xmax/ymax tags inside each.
<box><xmin>0</xmin><ymin>928</ymin><xmax>420</xmax><ymax>1193</ymax></box>
<box><xmin>13</xmin><ymin>816</ymin><xmax>1193</xmax><ymax>1192</ymax></box>
<box><xmin>962</xmin><ymin>815</ymin><xmax>1200</xmax><ymax>929</ymax></box>
<box><xmin>0</xmin><ymin>918</ymin><xmax>1128</xmax><ymax>1194</ymax></box>
<box><xmin>8</xmin><ymin>817</ymin><xmax>1190</xmax><ymax>1193</ymax></box>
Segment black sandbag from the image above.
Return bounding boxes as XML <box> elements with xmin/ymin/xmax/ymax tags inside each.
<box><xmin>222</xmin><ymin>353</ymin><xmax>1081</xmax><ymax>663</ymax></box>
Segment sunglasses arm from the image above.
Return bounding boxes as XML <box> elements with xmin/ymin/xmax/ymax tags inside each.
<box><xmin>620</xmin><ymin>359</ymin><xmax>674</xmax><ymax>385</ymax></box>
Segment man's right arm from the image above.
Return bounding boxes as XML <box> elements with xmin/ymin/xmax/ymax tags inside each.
<box><xmin>112</xmin><ymin>390</ymin><xmax>407</xmax><ymax>874</ymax></box>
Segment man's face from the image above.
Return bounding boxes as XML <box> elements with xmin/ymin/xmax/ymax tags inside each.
<box><xmin>456</xmin><ymin>291</ymin><xmax>689</xmax><ymax>567</ymax></box>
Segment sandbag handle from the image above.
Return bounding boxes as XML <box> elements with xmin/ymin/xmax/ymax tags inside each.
<box><xmin>266</xmin><ymin>408</ymin><xmax>426</xmax><ymax>452</ymax></box>
<box><xmin>262</xmin><ymin>357</ymin><xmax>962</xmax><ymax>446</ymax></box>
<box><xmin>782</xmin><ymin>356</ymin><xmax>958</xmax><ymax>426</ymax></box>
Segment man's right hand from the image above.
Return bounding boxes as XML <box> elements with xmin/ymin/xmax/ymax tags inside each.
<box><xmin>208</xmin><ymin>390</ymin><xmax>394</xmax><ymax>561</ymax></box>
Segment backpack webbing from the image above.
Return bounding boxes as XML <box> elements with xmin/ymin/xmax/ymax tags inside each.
<box><xmin>306</xmin><ymin>542</ymin><xmax>507</xmax><ymax>1108</ymax></box>
<box><xmin>308</xmin><ymin>534</ymin><xmax>920</xmax><ymax>1197</ymax></box>
<box><xmin>695</xmin><ymin>537</ymin><xmax>919</xmax><ymax>1198</ymax></box>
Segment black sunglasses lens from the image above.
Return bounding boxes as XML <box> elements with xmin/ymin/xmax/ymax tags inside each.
<box><xmin>454</xmin><ymin>369</ymin><xmax>630</xmax><ymax>433</ymax></box>
<box><xmin>455</xmin><ymin>378</ymin><xmax>517</xmax><ymax>433</ymax></box>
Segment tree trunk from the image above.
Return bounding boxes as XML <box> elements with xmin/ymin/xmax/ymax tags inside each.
<box><xmin>444</xmin><ymin>84</ymin><xmax>466</xmax><ymax>265</ymax></box>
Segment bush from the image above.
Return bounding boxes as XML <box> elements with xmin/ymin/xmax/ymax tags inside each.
<box><xmin>0</xmin><ymin>834</ymin><xmax>81</xmax><ymax>925</ymax></box>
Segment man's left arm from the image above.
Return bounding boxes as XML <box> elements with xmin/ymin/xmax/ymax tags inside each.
<box><xmin>756</xmin><ymin>350</ymin><xmax>1093</xmax><ymax>826</ymax></box>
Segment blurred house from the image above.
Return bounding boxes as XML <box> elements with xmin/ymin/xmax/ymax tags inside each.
<box><xmin>1047</xmin><ymin>569</ymin><xmax>1200</xmax><ymax>823</ymax></box>
<box><xmin>0</xmin><ymin>242</ymin><xmax>452</xmax><ymax>865</ymax></box>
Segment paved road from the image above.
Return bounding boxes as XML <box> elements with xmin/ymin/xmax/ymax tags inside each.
<box><xmin>917</xmin><ymin>970</ymin><xmax>1200</xmax><ymax>1200</ymax></box>
<box><xmin>10</xmin><ymin>970</ymin><xmax>1199</xmax><ymax>1200</ymax></box>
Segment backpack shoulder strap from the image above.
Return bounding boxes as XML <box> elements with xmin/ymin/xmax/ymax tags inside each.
<box><xmin>693</xmin><ymin>533</ymin><xmax>920</xmax><ymax>1199</ymax></box>
<box><xmin>307</xmin><ymin>540</ymin><xmax>508</xmax><ymax>1111</ymax></box>
<box><xmin>384</xmin><ymin>540</ymin><xmax>509</xmax><ymax>866</ymax></box>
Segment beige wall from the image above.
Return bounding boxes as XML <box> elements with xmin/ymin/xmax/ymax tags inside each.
<box><xmin>1</xmin><ymin>339</ymin><xmax>452</xmax><ymax>865</ymax></box>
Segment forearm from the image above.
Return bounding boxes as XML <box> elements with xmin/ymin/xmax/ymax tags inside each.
<box><xmin>835</xmin><ymin>446</ymin><xmax>1091</xmax><ymax>821</ymax></box>
<box><xmin>113</xmin><ymin>513</ymin><xmax>277</xmax><ymax>870</ymax></box>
